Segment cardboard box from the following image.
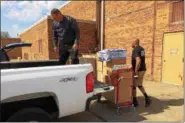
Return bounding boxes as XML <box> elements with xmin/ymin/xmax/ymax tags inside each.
<box><xmin>103</xmin><ymin>58</ymin><xmax>126</xmax><ymax>67</ymax></box>
<box><xmin>103</xmin><ymin>77</ymin><xmax>133</xmax><ymax>104</ymax></box>
<box><xmin>117</xmin><ymin>77</ymin><xmax>133</xmax><ymax>104</ymax></box>
<box><xmin>102</xmin><ymin>66</ymin><xmax>133</xmax><ymax>105</ymax></box>
<box><xmin>96</xmin><ymin>60</ymin><xmax>103</xmax><ymax>71</ymax></box>
<box><xmin>103</xmin><ymin>67</ymin><xmax>107</xmax><ymax>76</ymax></box>
<box><xmin>103</xmin><ymin>66</ymin><xmax>111</xmax><ymax>76</ymax></box>
<box><xmin>97</xmin><ymin>70</ymin><xmax>109</xmax><ymax>83</ymax></box>
<box><xmin>97</xmin><ymin>71</ymin><xmax>104</xmax><ymax>82</ymax></box>
<box><xmin>103</xmin><ymin>64</ymin><xmax>131</xmax><ymax>76</ymax></box>
<box><xmin>102</xmin><ymin>59</ymin><xmax>126</xmax><ymax>76</ymax></box>
<box><xmin>112</xmin><ymin>58</ymin><xmax>126</xmax><ymax>65</ymax></box>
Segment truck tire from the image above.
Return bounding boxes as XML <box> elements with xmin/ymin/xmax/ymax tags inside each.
<box><xmin>7</xmin><ymin>108</ymin><xmax>52</xmax><ymax>122</ymax></box>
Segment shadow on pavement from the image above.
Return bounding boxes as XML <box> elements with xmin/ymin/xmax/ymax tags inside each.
<box><xmin>90</xmin><ymin>100</ymin><xmax>146</xmax><ymax>122</ymax></box>
<box><xmin>136</xmin><ymin>96</ymin><xmax>184</xmax><ymax>116</ymax></box>
<box><xmin>58</xmin><ymin>96</ymin><xmax>183</xmax><ymax>122</ymax></box>
<box><xmin>90</xmin><ymin>96</ymin><xmax>184</xmax><ymax>122</ymax></box>
<box><xmin>59</xmin><ymin>111</ymin><xmax>102</xmax><ymax>122</ymax></box>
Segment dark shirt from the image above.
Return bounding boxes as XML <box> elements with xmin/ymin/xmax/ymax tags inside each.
<box><xmin>132</xmin><ymin>45</ymin><xmax>146</xmax><ymax>72</ymax></box>
<box><xmin>52</xmin><ymin>15</ymin><xmax>80</xmax><ymax>49</ymax></box>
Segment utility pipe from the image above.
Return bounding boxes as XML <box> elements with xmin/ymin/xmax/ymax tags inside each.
<box><xmin>151</xmin><ymin>1</ymin><xmax>157</xmax><ymax>80</ymax></box>
<box><xmin>100</xmin><ymin>0</ymin><xmax>105</xmax><ymax>50</ymax></box>
<box><xmin>96</xmin><ymin>0</ymin><xmax>101</xmax><ymax>49</ymax></box>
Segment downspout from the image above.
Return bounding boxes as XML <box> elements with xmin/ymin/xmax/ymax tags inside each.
<box><xmin>151</xmin><ymin>1</ymin><xmax>157</xmax><ymax>80</ymax></box>
<box><xmin>96</xmin><ymin>0</ymin><xmax>98</xmax><ymax>44</ymax></box>
<box><xmin>96</xmin><ymin>0</ymin><xmax>101</xmax><ymax>50</ymax></box>
<box><xmin>100</xmin><ymin>0</ymin><xmax>105</xmax><ymax>50</ymax></box>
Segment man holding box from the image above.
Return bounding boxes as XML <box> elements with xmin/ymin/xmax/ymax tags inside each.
<box><xmin>131</xmin><ymin>39</ymin><xmax>151</xmax><ymax>107</ymax></box>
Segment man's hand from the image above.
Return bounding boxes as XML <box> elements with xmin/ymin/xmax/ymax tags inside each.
<box><xmin>135</xmin><ymin>71</ymin><xmax>139</xmax><ymax>75</ymax></box>
<box><xmin>73</xmin><ymin>44</ymin><xmax>79</xmax><ymax>51</ymax></box>
<box><xmin>54</xmin><ymin>47</ymin><xmax>58</xmax><ymax>52</ymax></box>
<box><xmin>134</xmin><ymin>72</ymin><xmax>139</xmax><ymax>79</ymax></box>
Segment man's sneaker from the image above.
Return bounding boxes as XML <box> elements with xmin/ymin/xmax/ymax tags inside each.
<box><xmin>145</xmin><ymin>97</ymin><xmax>152</xmax><ymax>107</ymax></box>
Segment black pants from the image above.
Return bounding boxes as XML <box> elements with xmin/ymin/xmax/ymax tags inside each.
<box><xmin>59</xmin><ymin>48</ymin><xmax>79</xmax><ymax>65</ymax></box>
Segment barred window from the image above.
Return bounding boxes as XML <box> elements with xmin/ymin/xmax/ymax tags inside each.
<box><xmin>170</xmin><ymin>1</ymin><xmax>184</xmax><ymax>23</ymax></box>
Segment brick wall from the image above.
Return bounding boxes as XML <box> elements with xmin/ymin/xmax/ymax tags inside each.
<box><xmin>20</xmin><ymin>1</ymin><xmax>97</xmax><ymax>61</ymax></box>
<box><xmin>59</xmin><ymin>1</ymin><xmax>96</xmax><ymax>21</ymax></box>
<box><xmin>48</xmin><ymin>19</ymin><xmax>97</xmax><ymax>59</ymax></box>
<box><xmin>104</xmin><ymin>1</ymin><xmax>184</xmax><ymax>81</ymax></box>
<box><xmin>153</xmin><ymin>2</ymin><xmax>170</xmax><ymax>81</ymax></box>
<box><xmin>18</xmin><ymin>1</ymin><xmax>183</xmax><ymax>82</ymax></box>
<box><xmin>105</xmin><ymin>1</ymin><xmax>155</xmax><ymax>80</ymax></box>
<box><xmin>1</xmin><ymin>38</ymin><xmax>22</xmax><ymax>59</ymax></box>
<box><xmin>153</xmin><ymin>1</ymin><xmax>184</xmax><ymax>81</ymax></box>
<box><xmin>19</xmin><ymin>18</ymin><xmax>50</xmax><ymax>60</ymax></box>
<box><xmin>47</xmin><ymin>18</ymin><xmax>57</xmax><ymax>60</ymax></box>
<box><xmin>19</xmin><ymin>1</ymin><xmax>97</xmax><ymax>60</ymax></box>
<box><xmin>49</xmin><ymin>1</ymin><xmax>97</xmax><ymax>59</ymax></box>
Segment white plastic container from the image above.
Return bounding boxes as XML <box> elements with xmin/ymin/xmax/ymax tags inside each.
<box><xmin>97</xmin><ymin>49</ymin><xmax>127</xmax><ymax>62</ymax></box>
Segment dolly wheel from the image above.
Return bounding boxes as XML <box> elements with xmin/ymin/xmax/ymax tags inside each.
<box><xmin>116</xmin><ymin>107</ymin><xmax>121</xmax><ymax>115</ymax></box>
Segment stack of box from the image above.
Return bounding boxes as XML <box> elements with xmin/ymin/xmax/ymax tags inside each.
<box><xmin>96</xmin><ymin>59</ymin><xmax>127</xmax><ymax>82</ymax></box>
<box><xmin>96</xmin><ymin>59</ymin><xmax>104</xmax><ymax>82</ymax></box>
<box><xmin>96</xmin><ymin>49</ymin><xmax>133</xmax><ymax>106</ymax></box>
<box><xmin>96</xmin><ymin>49</ymin><xmax>127</xmax><ymax>83</ymax></box>
<box><xmin>102</xmin><ymin>64</ymin><xmax>133</xmax><ymax>105</ymax></box>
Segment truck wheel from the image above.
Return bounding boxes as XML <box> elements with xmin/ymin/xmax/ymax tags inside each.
<box><xmin>7</xmin><ymin>108</ymin><xmax>52</xmax><ymax>122</ymax></box>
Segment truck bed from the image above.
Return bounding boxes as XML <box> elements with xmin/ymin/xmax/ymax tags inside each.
<box><xmin>0</xmin><ymin>60</ymin><xmax>60</xmax><ymax>70</ymax></box>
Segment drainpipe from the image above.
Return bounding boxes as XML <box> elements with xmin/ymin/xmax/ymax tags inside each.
<box><xmin>100</xmin><ymin>0</ymin><xmax>105</xmax><ymax>50</ymax></box>
<box><xmin>96</xmin><ymin>0</ymin><xmax>101</xmax><ymax>49</ymax></box>
<box><xmin>151</xmin><ymin>1</ymin><xmax>157</xmax><ymax>80</ymax></box>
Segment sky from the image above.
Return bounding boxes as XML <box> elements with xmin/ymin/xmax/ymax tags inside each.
<box><xmin>1</xmin><ymin>1</ymin><xmax>67</xmax><ymax>38</ymax></box>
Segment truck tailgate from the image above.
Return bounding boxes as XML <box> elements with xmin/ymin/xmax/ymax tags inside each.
<box><xmin>93</xmin><ymin>81</ymin><xmax>114</xmax><ymax>95</ymax></box>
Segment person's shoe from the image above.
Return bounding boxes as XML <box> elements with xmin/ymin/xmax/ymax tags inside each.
<box><xmin>145</xmin><ymin>97</ymin><xmax>152</xmax><ymax>107</ymax></box>
<box><xmin>133</xmin><ymin>98</ymin><xmax>139</xmax><ymax>107</ymax></box>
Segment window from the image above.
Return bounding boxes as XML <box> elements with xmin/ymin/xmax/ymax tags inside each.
<box><xmin>38</xmin><ymin>39</ymin><xmax>43</xmax><ymax>53</ymax></box>
<box><xmin>170</xmin><ymin>1</ymin><xmax>184</xmax><ymax>23</ymax></box>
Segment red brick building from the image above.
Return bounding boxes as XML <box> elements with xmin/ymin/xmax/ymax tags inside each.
<box><xmin>19</xmin><ymin>1</ymin><xmax>97</xmax><ymax>60</ymax></box>
<box><xmin>19</xmin><ymin>1</ymin><xmax>184</xmax><ymax>82</ymax></box>
<box><xmin>0</xmin><ymin>38</ymin><xmax>22</xmax><ymax>59</ymax></box>
<box><xmin>103</xmin><ymin>1</ymin><xmax>184</xmax><ymax>81</ymax></box>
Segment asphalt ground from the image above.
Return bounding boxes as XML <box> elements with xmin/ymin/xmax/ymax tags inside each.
<box><xmin>59</xmin><ymin>81</ymin><xmax>184</xmax><ymax>122</ymax></box>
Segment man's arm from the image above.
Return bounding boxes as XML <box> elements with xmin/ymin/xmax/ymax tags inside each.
<box><xmin>70</xmin><ymin>17</ymin><xmax>80</xmax><ymax>45</ymax></box>
<box><xmin>52</xmin><ymin>23</ymin><xmax>58</xmax><ymax>48</ymax></box>
<box><xmin>135</xmin><ymin>57</ymin><xmax>141</xmax><ymax>75</ymax></box>
<box><xmin>134</xmin><ymin>49</ymin><xmax>141</xmax><ymax>75</ymax></box>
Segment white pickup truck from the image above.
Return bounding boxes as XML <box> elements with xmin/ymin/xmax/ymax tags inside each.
<box><xmin>0</xmin><ymin>42</ymin><xmax>114</xmax><ymax>122</ymax></box>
